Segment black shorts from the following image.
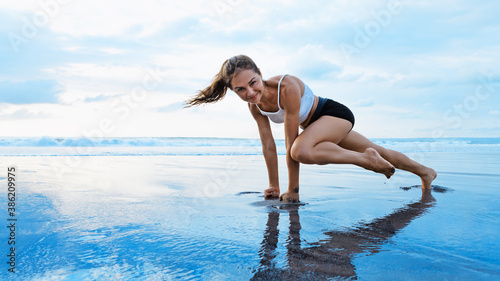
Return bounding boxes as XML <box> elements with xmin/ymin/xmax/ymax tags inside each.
<box><xmin>305</xmin><ymin>97</ymin><xmax>355</xmax><ymax>129</ymax></box>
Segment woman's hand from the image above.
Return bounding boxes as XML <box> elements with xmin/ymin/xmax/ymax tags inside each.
<box><xmin>264</xmin><ymin>186</ymin><xmax>280</xmax><ymax>198</ymax></box>
<box><xmin>279</xmin><ymin>190</ymin><xmax>300</xmax><ymax>203</ymax></box>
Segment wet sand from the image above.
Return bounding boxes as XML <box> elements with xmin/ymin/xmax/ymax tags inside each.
<box><xmin>1</xmin><ymin>151</ymin><xmax>499</xmax><ymax>280</ymax></box>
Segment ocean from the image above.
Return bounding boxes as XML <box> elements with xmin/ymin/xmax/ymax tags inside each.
<box><xmin>1</xmin><ymin>136</ymin><xmax>500</xmax><ymax>156</ymax></box>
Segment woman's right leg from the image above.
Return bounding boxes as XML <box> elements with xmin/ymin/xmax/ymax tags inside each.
<box><xmin>338</xmin><ymin>131</ymin><xmax>437</xmax><ymax>189</ymax></box>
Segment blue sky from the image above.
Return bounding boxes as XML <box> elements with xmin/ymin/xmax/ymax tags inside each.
<box><xmin>1</xmin><ymin>0</ymin><xmax>499</xmax><ymax>139</ymax></box>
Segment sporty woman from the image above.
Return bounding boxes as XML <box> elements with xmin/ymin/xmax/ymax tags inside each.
<box><xmin>186</xmin><ymin>55</ymin><xmax>437</xmax><ymax>203</ymax></box>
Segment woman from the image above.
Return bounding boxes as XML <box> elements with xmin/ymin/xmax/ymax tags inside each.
<box><xmin>186</xmin><ymin>55</ymin><xmax>437</xmax><ymax>203</ymax></box>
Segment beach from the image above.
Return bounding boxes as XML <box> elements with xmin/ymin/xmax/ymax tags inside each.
<box><xmin>1</xmin><ymin>137</ymin><xmax>499</xmax><ymax>280</ymax></box>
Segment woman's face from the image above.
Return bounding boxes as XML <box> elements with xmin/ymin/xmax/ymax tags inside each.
<box><xmin>231</xmin><ymin>69</ymin><xmax>264</xmax><ymax>104</ymax></box>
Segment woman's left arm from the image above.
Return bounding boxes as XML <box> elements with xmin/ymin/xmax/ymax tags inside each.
<box><xmin>280</xmin><ymin>77</ymin><xmax>302</xmax><ymax>203</ymax></box>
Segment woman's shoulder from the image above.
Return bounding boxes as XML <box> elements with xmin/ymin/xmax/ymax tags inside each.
<box><xmin>266</xmin><ymin>75</ymin><xmax>281</xmax><ymax>85</ymax></box>
<box><xmin>278</xmin><ymin>75</ymin><xmax>304</xmax><ymax>96</ymax></box>
<box><xmin>267</xmin><ymin>74</ymin><xmax>303</xmax><ymax>87</ymax></box>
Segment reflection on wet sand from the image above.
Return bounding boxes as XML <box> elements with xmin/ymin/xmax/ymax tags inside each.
<box><xmin>252</xmin><ymin>190</ymin><xmax>436</xmax><ymax>280</ymax></box>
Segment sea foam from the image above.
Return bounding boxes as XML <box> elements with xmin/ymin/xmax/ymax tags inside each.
<box><xmin>0</xmin><ymin>137</ymin><xmax>499</xmax><ymax>156</ymax></box>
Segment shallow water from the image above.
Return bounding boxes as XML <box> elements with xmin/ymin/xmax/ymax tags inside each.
<box><xmin>0</xmin><ymin>143</ymin><xmax>500</xmax><ymax>280</ymax></box>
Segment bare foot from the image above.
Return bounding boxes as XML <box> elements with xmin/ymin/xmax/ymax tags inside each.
<box><xmin>420</xmin><ymin>189</ymin><xmax>436</xmax><ymax>203</ymax></box>
<box><xmin>264</xmin><ymin>186</ymin><xmax>280</xmax><ymax>198</ymax></box>
<box><xmin>279</xmin><ymin>191</ymin><xmax>300</xmax><ymax>203</ymax></box>
<box><xmin>420</xmin><ymin>167</ymin><xmax>437</xmax><ymax>190</ymax></box>
<box><xmin>364</xmin><ymin>148</ymin><xmax>395</xmax><ymax>179</ymax></box>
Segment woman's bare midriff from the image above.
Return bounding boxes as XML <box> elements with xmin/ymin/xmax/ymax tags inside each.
<box><xmin>300</xmin><ymin>95</ymin><xmax>319</xmax><ymax>129</ymax></box>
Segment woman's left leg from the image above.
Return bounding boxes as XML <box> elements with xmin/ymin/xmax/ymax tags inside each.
<box><xmin>291</xmin><ymin>116</ymin><xmax>436</xmax><ymax>189</ymax></box>
<box><xmin>290</xmin><ymin>116</ymin><xmax>396</xmax><ymax>179</ymax></box>
<box><xmin>338</xmin><ymin>130</ymin><xmax>437</xmax><ymax>189</ymax></box>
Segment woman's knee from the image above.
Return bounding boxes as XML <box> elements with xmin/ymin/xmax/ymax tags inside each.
<box><xmin>290</xmin><ymin>141</ymin><xmax>314</xmax><ymax>164</ymax></box>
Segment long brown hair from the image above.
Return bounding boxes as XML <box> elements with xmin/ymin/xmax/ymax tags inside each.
<box><xmin>185</xmin><ymin>55</ymin><xmax>261</xmax><ymax>107</ymax></box>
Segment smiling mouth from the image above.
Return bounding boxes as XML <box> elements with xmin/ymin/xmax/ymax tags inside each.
<box><xmin>248</xmin><ymin>93</ymin><xmax>258</xmax><ymax>100</ymax></box>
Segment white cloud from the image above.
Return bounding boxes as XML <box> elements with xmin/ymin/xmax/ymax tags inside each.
<box><xmin>45</xmin><ymin>63</ymin><xmax>146</xmax><ymax>81</ymax></box>
<box><xmin>49</xmin><ymin>0</ymin><xmax>209</xmax><ymax>37</ymax></box>
<box><xmin>99</xmin><ymin>48</ymin><xmax>127</xmax><ymax>55</ymax></box>
<box><xmin>0</xmin><ymin>106</ymin><xmax>51</xmax><ymax>120</ymax></box>
<box><xmin>1</xmin><ymin>0</ymin><xmax>499</xmax><ymax>138</ymax></box>
<box><xmin>286</xmin><ymin>44</ymin><xmax>343</xmax><ymax>79</ymax></box>
<box><xmin>352</xmin><ymin>98</ymin><xmax>375</xmax><ymax>107</ymax></box>
<box><xmin>0</xmin><ymin>1</ymin><xmax>39</xmax><ymax>10</ymax></box>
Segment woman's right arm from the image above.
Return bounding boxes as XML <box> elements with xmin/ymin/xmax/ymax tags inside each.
<box><xmin>249</xmin><ymin>104</ymin><xmax>280</xmax><ymax>197</ymax></box>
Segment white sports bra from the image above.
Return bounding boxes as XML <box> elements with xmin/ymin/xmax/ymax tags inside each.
<box><xmin>256</xmin><ymin>74</ymin><xmax>315</xmax><ymax>124</ymax></box>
